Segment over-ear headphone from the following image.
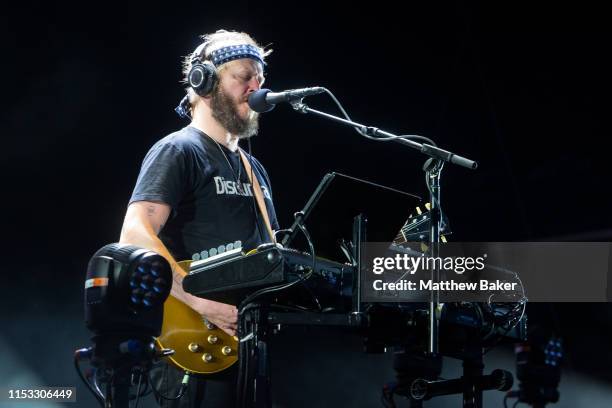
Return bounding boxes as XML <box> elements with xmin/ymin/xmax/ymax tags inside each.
<box><xmin>187</xmin><ymin>42</ymin><xmax>217</xmax><ymax>97</ymax></box>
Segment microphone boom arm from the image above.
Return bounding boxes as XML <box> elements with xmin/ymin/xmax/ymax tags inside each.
<box><xmin>289</xmin><ymin>101</ymin><xmax>477</xmax><ymax>170</ymax></box>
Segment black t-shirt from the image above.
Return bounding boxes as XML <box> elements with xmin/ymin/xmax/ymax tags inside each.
<box><xmin>129</xmin><ymin>126</ymin><xmax>279</xmax><ymax>261</ymax></box>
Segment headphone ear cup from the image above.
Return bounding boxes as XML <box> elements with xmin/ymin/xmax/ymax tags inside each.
<box><xmin>188</xmin><ymin>62</ymin><xmax>217</xmax><ymax>96</ymax></box>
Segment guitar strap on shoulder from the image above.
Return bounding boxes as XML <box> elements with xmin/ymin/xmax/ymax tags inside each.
<box><xmin>239</xmin><ymin>149</ymin><xmax>276</xmax><ymax>243</ymax></box>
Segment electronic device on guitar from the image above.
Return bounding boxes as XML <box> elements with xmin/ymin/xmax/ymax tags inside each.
<box><xmin>155</xmin><ymin>243</ymin><xmax>355</xmax><ymax>375</ymax></box>
<box><xmin>155</xmin><ymin>260</ymin><xmax>238</xmax><ymax>375</ymax></box>
<box><xmin>182</xmin><ymin>244</ymin><xmax>353</xmax><ymax>306</ymax></box>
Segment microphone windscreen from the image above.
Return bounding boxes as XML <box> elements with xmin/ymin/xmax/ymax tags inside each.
<box><xmin>248</xmin><ymin>89</ymin><xmax>275</xmax><ymax>113</ymax></box>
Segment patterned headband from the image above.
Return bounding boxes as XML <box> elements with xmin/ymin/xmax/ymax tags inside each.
<box><xmin>208</xmin><ymin>44</ymin><xmax>265</xmax><ymax>68</ymax></box>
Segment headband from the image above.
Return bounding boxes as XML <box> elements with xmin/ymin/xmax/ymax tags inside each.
<box><xmin>207</xmin><ymin>44</ymin><xmax>265</xmax><ymax>68</ymax></box>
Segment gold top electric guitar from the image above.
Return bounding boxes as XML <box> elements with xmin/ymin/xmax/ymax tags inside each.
<box><xmin>155</xmin><ymin>260</ymin><xmax>238</xmax><ymax>375</ymax></box>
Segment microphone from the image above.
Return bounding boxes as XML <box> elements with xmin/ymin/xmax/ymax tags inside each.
<box><xmin>248</xmin><ymin>87</ymin><xmax>325</xmax><ymax>113</ymax></box>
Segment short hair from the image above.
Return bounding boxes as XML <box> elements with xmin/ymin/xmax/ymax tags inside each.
<box><xmin>181</xmin><ymin>29</ymin><xmax>272</xmax><ymax>102</ymax></box>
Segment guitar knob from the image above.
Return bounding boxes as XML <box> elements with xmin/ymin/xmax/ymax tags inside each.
<box><xmin>207</xmin><ymin>335</ymin><xmax>218</xmax><ymax>344</ymax></box>
<box><xmin>221</xmin><ymin>346</ymin><xmax>232</xmax><ymax>356</ymax></box>
<box><xmin>202</xmin><ymin>353</ymin><xmax>213</xmax><ymax>363</ymax></box>
<box><xmin>204</xmin><ymin>321</ymin><xmax>215</xmax><ymax>330</ymax></box>
<box><xmin>188</xmin><ymin>343</ymin><xmax>200</xmax><ymax>352</ymax></box>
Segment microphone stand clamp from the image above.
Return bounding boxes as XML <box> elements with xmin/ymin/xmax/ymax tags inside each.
<box><xmin>289</xmin><ymin>99</ymin><xmax>308</xmax><ymax>113</ymax></box>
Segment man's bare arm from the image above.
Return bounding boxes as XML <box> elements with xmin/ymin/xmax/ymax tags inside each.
<box><xmin>119</xmin><ymin>201</ymin><xmax>238</xmax><ymax>335</ymax></box>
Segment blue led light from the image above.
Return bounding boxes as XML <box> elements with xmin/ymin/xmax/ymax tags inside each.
<box><xmin>143</xmin><ymin>291</ymin><xmax>156</xmax><ymax>307</ymax></box>
<box><xmin>150</xmin><ymin>260</ymin><xmax>166</xmax><ymax>277</ymax></box>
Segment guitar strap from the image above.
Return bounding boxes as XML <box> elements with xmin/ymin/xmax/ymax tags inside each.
<box><xmin>239</xmin><ymin>150</ymin><xmax>276</xmax><ymax>243</ymax></box>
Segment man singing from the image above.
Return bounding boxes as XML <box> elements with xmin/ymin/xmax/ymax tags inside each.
<box><xmin>120</xmin><ymin>29</ymin><xmax>278</xmax><ymax>407</ymax></box>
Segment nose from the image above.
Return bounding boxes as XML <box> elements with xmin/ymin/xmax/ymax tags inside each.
<box><xmin>247</xmin><ymin>76</ymin><xmax>262</xmax><ymax>94</ymax></box>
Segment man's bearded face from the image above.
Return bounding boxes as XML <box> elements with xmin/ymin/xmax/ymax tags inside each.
<box><xmin>210</xmin><ymin>81</ymin><xmax>259</xmax><ymax>139</ymax></box>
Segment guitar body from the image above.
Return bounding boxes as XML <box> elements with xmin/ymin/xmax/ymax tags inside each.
<box><xmin>155</xmin><ymin>261</ymin><xmax>238</xmax><ymax>375</ymax></box>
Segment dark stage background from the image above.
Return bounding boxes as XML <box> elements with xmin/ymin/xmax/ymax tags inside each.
<box><xmin>2</xmin><ymin>1</ymin><xmax>612</xmax><ymax>407</ymax></box>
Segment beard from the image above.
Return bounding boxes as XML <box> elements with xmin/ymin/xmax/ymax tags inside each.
<box><xmin>210</xmin><ymin>85</ymin><xmax>259</xmax><ymax>139</ymax></box>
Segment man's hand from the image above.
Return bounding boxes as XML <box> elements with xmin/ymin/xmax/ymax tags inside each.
<box><xmin>120</xmin><ymin>201</ymin><xmax>239</xmax><ymax>336</ymax></box>
<box><xmin>193</xmin><ymin>298</ymin><xmax>238</xmax><ymax>336</ymax></box>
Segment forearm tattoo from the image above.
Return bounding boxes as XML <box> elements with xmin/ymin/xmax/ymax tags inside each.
<box><xmin>146</xmin><ymin>205</ymin><xmax>165</xmax><ymax>234</ymax></box>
